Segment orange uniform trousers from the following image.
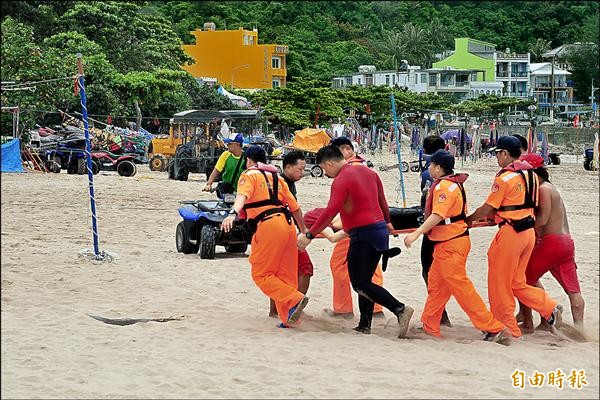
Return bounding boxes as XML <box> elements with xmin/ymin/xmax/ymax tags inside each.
<box><xmin>487</xmin><ymin>225</ymin><xmax>558</xmax><ymax>337</ymax></box>
<box><xmin>421</xmin><ymin>236</ymin><xmax>505</xmax><ymax>337</ymax></box>
<box><xmin>330</xmin><ymin>237</ymin><xmax>384</xmax><ymax>314</ymax></box>
<box><xmin>249</xmin><ymin>214</ymin><xmax>305</xmax><ymax>325</ymax></box>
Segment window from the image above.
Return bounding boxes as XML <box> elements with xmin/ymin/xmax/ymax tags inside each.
<box><xmin>357</xmin><ymin>78</ymin><xmax>361</xmax><ymax>85</ymax></box>
<box><xmin>249</xmin><ymin>35</ymin><xmax>254</xmax><ymax>45</ymax></box>
<box><xmin>486</xmin><ymin>90</ymin><xmax>490</xmax><ymax>94</ymax></box>
<box><xmin>244</xmin><ymin>35</ymin><xmax>249</xmax><ymax>46</ymax></box>
<box><xmin>272</xmin><ymin>56</ymin><xmax>281</xmax><ymax>69</ymax></box>
<box><xmin>272</xmin><ymin>78</ymin><xmax>281</xmax><ymax>88</ymax></box>
<box><xmin>421</xmin><ymin>74</ymin><xmax>427</xmax><ymax>84</ymax></box>
<box><xmin>386</xmin><ymin>75</ymin><xmax>390</xmax><ymax>85</ymax></box>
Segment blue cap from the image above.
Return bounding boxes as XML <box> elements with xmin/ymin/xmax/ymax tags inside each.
<box><xmin>430</xmin><ymin>149</ymin><xmax>455</xmax><ymax>172</ymax></box>
<box><xmin>489</xmin><ymin>136</ymin><xmax>521</xmax><ymax>154</ymax></box>
<box><xmin>223</xmin><ymin>133</ymin><xmax>244</xmax><ymax>144</ymax></box>
<box><xmin>330</xmin><ymin>136</ymin><xmax>353</xmax><ymax>147</ymax></box>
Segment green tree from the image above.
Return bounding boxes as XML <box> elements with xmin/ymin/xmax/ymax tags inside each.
<box><xmin>528</xmin><ymin>38</ymin><xmax>552</xmax><ymax>63</ymax></box>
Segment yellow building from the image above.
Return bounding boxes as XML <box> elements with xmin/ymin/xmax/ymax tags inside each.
<box><xmin>182</xmin><ymin>22</ymin><xmax>288</xmax><ymax>90</ymax></box>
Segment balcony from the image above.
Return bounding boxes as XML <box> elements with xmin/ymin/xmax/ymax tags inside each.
<box><xmin>505</xmin><ymin>91</ymin><xmax>530</xmax><ymax>97</ymax></box>
<box><xmin>496</xmin><ymin>52</ymin><xmax>528</xmax><ymax>59</ymax></box>
<box><xmin>497</xmin><ymin>71</ymin><xmax>528</xmax><ymax>78</ymax></box>
<box><xmin>534</xmin><ymin>82</ymin><xmax>572</xmax><ymax>89</ymax></box>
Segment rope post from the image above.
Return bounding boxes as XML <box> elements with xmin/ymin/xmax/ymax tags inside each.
<box><xmin>76</xmin><ymin>53</ymin><xmax>101</xmax><ymax>258</ymax></box>
<box><xmin>390</xmin><ymin>93</ymin><xmax>407</xmax><ymax>207</ymax></box>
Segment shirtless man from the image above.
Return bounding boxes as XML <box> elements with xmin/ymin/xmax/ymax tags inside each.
<box><xmin>517</xmin><ymin>153</ymin><xmax>585</xmax><ymax>332</ymax></box>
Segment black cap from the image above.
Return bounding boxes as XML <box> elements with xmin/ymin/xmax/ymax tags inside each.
<box><xmin>330</xmin><ymin>136</ymin><xmax>353</xmax><ymax>147</ymax></box>
<box><xmin>430</xmin><ymin>149</ymin><xmax>455</xmax><ymax>172</ymax></box>
<box><xmin>489</xmin><ymin>136</ymin><xmax>521</xmax><ymax>154</ymax></box>
<box><xmin>245</xmin><ymin>145</ymin><xmax>266</xmax><ymax>162</ymax></box>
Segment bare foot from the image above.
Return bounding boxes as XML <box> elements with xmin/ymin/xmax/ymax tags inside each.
<box><xmin>515</xmin><ymin>312</ymin><xmax>524</xmax><ymax>323</ymax></box>
<box><xmin>323</xmin><ymin>308</ymin><xmax>354</xmax><ymax>319</ymax></box>
<box><xmin>536</xmin><ymin>321</ymin><xmax>553</xmax><ymax>332</ymax></box>
<box><xmin>518</xmin><ymin>322</ymin><xmax>535</xmax><ymax>334</ymax></box>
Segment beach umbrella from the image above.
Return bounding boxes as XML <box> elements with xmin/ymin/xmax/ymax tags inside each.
<box><xmin>441</xmin><ymin>129</ymin><xmax>472</xmax><ymax>143</ymax></box>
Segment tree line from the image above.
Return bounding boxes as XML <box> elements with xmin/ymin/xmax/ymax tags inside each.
<box><xmin>1</xmin><ymin>1</ymin><xmax>597</xmax><ymax>134</ymax></box>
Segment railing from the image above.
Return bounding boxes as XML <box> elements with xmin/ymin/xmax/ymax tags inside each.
<box><xmin>497</xmin><ymin>71</ymin><xmax>528</xmax><ymax>78</ymax></box>
<box><xmin>496</xmin><ymin>52</ymin><xmax>528</xmax><ymax>59</ymax></box>
<box><xmin>506</xmin><ymin>92</ymin><xmax>529</xmax><ymax>97</ymax></box>
<box><xmin>534</xmin><ymin>82</ymin><xmax>572</xmax><ymax>88</ymax></box>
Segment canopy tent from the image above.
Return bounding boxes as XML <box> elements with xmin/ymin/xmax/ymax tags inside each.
<box><xmin>291</xmin><ymin>128</ymin><xmax>332</xmax><ymax>153</ymax></box>
<box><xmin>1</xmin><ymin>138</ymin><xmax>24</xmax><ymax>172</ymax></box>
<box><xmin>217</xmin><ymin>86</ymin><xmax>250</xmax><ymax>107</ymax></box>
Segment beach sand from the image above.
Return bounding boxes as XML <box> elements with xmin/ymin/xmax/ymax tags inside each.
<box><xmin>1</xmin><ymin>152</ymin><xmax>598</xmax><ymax>399</ymax></box>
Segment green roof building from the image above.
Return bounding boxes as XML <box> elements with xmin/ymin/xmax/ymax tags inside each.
<box><xmin>433</xmin><ymin>38</ymin><xmax>496</xmax><ymax>82</ymax></box>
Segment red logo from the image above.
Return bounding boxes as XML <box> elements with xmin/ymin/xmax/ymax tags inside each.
<box><xmin>438</xmin><ymin>194</ymin><xmax>446</xmax><ymax>203</ymax></box>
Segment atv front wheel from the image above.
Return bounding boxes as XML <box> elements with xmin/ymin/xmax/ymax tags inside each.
<box><xmin>176</xmin><ymin>221</ymin><xmax>200</xmax><ymax>254</ymax></box>
<box><xmin>401</xmin><ymin>161</ymin><xmax>409</xmax><ymax>173</ymax></box>
<box><xmin>199</xmin><ymin>225</ymin><xmax>217</xmax><ymax>259</ymax></box>
<box><xmin>310</xmin><ymin>165</ymin><xmax>323</xmax><ymax>177</ymax></box>
<box><xmin>117</xmin><ymin>160</ymin><xmax>137</xmax><ymax>177</ymax></box>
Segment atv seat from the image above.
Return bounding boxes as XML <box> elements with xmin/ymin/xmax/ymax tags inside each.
<box><xmin>195</xmin><ymin>201</ymin><xmax>220</xmax><ymax>211</ymax></box>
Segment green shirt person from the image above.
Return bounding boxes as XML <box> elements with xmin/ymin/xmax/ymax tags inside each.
<box><xmin>203</xmin><ymin>133</ymin><xmax>246</xmax><ymax>195</ymax></box>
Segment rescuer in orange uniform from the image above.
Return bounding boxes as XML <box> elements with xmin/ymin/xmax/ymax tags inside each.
<box><xmin>466</xmin><ymin>136</ymin><xmax>563</xmax><ymax>338</ymax></box>
<box><xmin>221</xmin><ymin>146</ymin><xmax>309</xmax><ymax>327</ymax></box>
<box><xmin>404</xmin><ymin>150</ymin><xmax>507</xmax><ymax>342</ymax></box>
<box><xmin>329</xmin><ymin>136</ymin><xmax>384</xmax><ymax>317</ymax></box>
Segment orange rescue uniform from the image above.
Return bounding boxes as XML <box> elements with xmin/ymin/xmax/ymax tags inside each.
<box><xmin>485</xmin><ymin>165</ymin><xmax>557</xmax><ymax>337</ymax></box>
<box><xmin>421</xmin><ymin>178</ymin><xmax>505</xmax><ymax>337</ymax></box>
<box><xmin>329</xmin><ymin>238</ymin><xmax>384</xmax><ymax>314</ymax></box>
<box><xmin>237</xmin><ymin>168</ymin><xmax>305</xmax><ymax>325</ymax></box>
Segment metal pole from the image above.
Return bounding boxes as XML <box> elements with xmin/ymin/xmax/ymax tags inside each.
<box><xmin>390</xmin><ymin>93</ymin><xmax>407</xmax><ymax>207</ymax></box>
<box><xmin>550</xmin><ymin>55</ymin><xmax>555</xmax><ymax>122</ymax></box>
<box><xmin>76</xmin><ymin>53</ymin><xmax>100</xmax><ymax>257</ymax></box>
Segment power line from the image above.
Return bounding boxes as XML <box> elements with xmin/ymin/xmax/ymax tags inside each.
<box><xmin>1</xmin><ymin>75</ymin><xmax>76</xmax><ymax>88</ymax></box>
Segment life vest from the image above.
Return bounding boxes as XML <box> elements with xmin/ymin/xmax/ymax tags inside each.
<box><xmin>496</xmin><ymin>161</ymin><xmax>538</xmax><ymax>212</ymax></box>
<box><xmin>242</xmin><ymin>163</ymin><xmax>292</xmax><ymax>232</ymax></box>
<box><xmin>424</xmin><ymin>173</ymin><xmax>469</xmax><ymax>242</ymax></box>
<box><xmin>347</xmin><ymin>154</ymin><xmax>367</xmax><ymax>165</ymax></box>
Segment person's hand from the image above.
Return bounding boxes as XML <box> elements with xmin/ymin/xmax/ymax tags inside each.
<box><xmin>297</xmin><ymin>233</ymin><xmax>312</xmax><ymax>250</ymax></box>
<box><xmin>403</xmin><ymin>232</ymin><xmax>420</xmax><ymax>248</ymax></box>
<box><xmin>387</xmin><ymin>222</ymin><xmax>395</xmax><ymax>233</ymax></box>
<box><xmin>202</xmin><ymin>184</ymin><xmax>212</xmax><ymax>192</ymax></box>
<box><xmin>328</xmin><ymin>230</ymin><xmax>348</xmax><ymax>243</ymax></box>
<box><xmin>221</xmin><ymin>215</ymin><xmax>235</xmax><ymax>233</ymax></box>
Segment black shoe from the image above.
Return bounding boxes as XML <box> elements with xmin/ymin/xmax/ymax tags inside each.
<box><xmin>483</xmin><ymin>329</ymin><xmax>510</xmax><ymax>345</ymax></box>
<box><xmin>395</xmin><ymin>306</ymin><xmax>414</xmax><ymax>338</ymax></box>
<box><xmin>547</xmin><ymin>305</ymin><xmax>563</xmax><ymax>327</ymax></box>
<box><xmin>353</xmin><ymin>325</ymin><xmax>371</xmax><ymax>334</ymax></box>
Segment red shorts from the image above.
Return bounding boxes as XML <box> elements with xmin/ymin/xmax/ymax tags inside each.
<box><xmin>526</xmin><ymin>234</ymin><xmax>580</xmax><ymax>293</ymax></box>
<box><xmin>298</xmin><ymin>249</ymin><xmax>314</xmax><ymax>276</ymax></box>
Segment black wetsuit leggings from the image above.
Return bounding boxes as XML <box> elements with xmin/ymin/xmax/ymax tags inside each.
<box><xmin>421</xmin><ymin>235</ymin><xmax>449</xmax><ymax>322</ymax></box>
<box><xmin>347</xmin><ymin>240</ymin><xmax>405</xmax><ymax>326</ymax></box>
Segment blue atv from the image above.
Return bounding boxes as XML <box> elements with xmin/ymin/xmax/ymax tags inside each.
<box><xmin>176</xmin><ymin>194</ymin><xmax>249</xmax><ymax>259</ymax></box>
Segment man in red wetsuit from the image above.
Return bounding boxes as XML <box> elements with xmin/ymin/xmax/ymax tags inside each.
<box><xmin>297</xmin><ymin>145</ymin><xmax>414</xmax><ymax>337</ymax></box>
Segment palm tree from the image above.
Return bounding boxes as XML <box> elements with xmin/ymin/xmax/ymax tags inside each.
<box><xmin>528</xmin><ymin>38</ymin><xmax>552</xmax><ymax>62</ymax></box>
<box><xmin>384</xmin><ymin>23</ymin><xmax>435</xmax><ymax>70</ymax></box>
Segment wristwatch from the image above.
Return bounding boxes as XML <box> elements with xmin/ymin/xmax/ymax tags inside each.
<box><xmin>229</xmin><ymin>209</ymin><xmax>238</xmax><ymax>216</ymax></box>
<box><xmin>305</xmin><ymin>231</ymin><xmax>315</xmax><ymax>240</ymax></box>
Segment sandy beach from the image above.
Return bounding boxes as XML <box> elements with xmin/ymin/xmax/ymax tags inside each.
<box><xmin>1</xmin><ymin>152</ymin><xmax>598</xmax><ymax>399</ymax></box>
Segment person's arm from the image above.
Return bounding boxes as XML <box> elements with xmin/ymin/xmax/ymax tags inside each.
<box><xmin>376</xmin><ymin>174</ymin><xmax>391</xmax><ymax>224</ymax></box>
<box><xmin>204</xmin><ymin>168</ymin><xmax>222</xmax><ymax>191</ymax></box>
<box><xmin>298</xmin><ymin>179</ymin><xmax>347</xmax><ymax>250</ymax></box>
<box><xmin>466</xmin><ymin>204</ymin><xmax>496</xmax><ymax>226</ymax></box>
<box><xmin>221</xmin><ymin>193</ymin><xmax>248</xmax><ymax>233</ymax></box>
<box><xmin>280</xmin><ymin>177</ymin><xmax>307</xmax><ymax>233</ymax></box>
<box><xmin>204</xmin><ymin>152</ymin><xmax>228</xmax><ymax>191</ymax></box>
<box><xmin>466</xmin><ymin>177</ymin><xmax>505</xmax><ymax>226</ymax></box>
<box><xmin>404</xmin><ymin>213</ymin><xmax>444</xmax><ymax>248</ymax></box>
<box><xmin>330</xmin><ymin>214</ymin><xmax>343</xmax><ymax>230</ymax></box>
<box><xmin>534</xmin><ymin>185</ymin><xmax>552</xmax><ymax>228</ymax></box>
<box><xmin>291</xmin><ymin>208</ymin><xmax>308</xmax><ymax>234</ymax></box>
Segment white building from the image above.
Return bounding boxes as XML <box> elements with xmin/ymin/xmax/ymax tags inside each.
<box><xmin>495</xmin><ymin>48</ymin><xmax>531</xmax><ymax>98</ymax></box>
<box><xmin>529</xmin><ymin>62</ymin><xmax>573</xmax><ymax>114</ymax></box>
